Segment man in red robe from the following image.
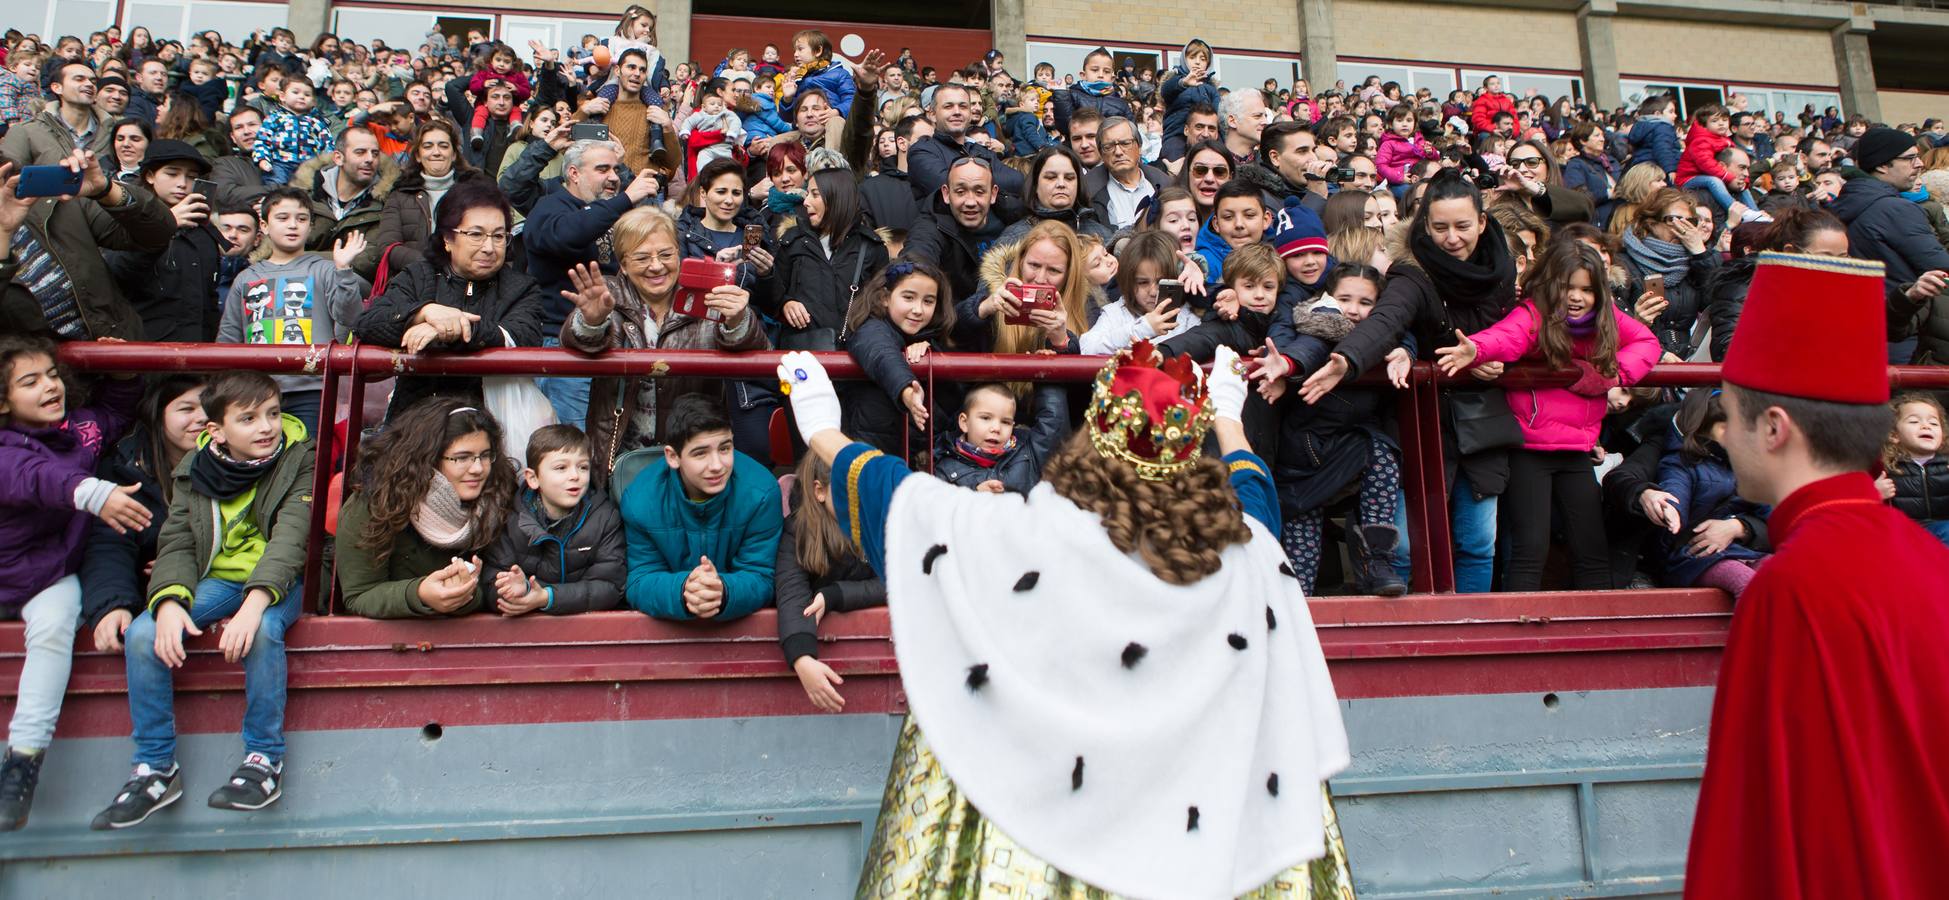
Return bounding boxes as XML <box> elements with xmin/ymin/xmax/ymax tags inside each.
<box><xmin>1686</xmin><ymin>252</ymin><xmax>1949</xmax><ymax>899</ymax></box>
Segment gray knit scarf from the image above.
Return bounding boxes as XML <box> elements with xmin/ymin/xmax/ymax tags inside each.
<box><xmin>411</xmin><ymin>471</ymin><xmax>477</xmax><ymax>550</ymax></box>
<box><xmin>1621</xmin><ymin>228</ymin><xmax>1692</xmax><ymax>288</ymax></box>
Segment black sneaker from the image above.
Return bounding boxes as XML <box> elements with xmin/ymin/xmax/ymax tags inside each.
<box><xmin>90</xmin><ymin>763</ymin><xmax>182</xmax><ymax>830</ymax></box>
<box><xmin>0</xmin><ymin>749</ymin><xmax>45</xmax><ymax>831</ymax></box>
<box><xmin>207</xmin><ymin>752</ymin><xmax>282</xmax><ymax>811</ymax></box>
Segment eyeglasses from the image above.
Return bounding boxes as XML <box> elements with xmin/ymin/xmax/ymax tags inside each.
<box><xmin>1895</xmin><ymin>153</ymin><xmax>1923</xmax><ymax>164</ymax></box>
<box><xmin>453</xmin><ymin>229</ymin><xmax>510</xmax><ymax>246</ymax></box>
<box><xmin>1191</xmin><ymin>163</ymin><xmax>1231</xmax><ymax>178</ymax></box>
<box><xmin>441</xmin><ymin>451</ymin><xmax>495</xmax><ymax>468</ymax></box>
<box><xmin>1508</xmin><ymin>156</ymin><xmax>1546</xmax><ymax>169</ymax></box>
<box><xmin>1102</xmin><ymin>138</ymin><xmax>1139</xmax><ymax>154</ymax></box>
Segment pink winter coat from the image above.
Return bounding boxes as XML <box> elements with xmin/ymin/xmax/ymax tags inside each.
<box><xmin>1375</xmin><ymin>131</ymin><xmax>1438</xmax><ymax>185</ymax></box>
<box><xmin>1465</xmin><ymin>300</ymin><xmax>1660</xmax><ymax>452</ymax></box>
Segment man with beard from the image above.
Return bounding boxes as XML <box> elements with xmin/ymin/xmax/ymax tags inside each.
<box><xmin>908</xmin><ymin>82</ymin><xmax>1023</xmax><ymax>221</ymax></box>
<box><xmin>577</xmin><ymin>48</ymin><xmax>674</xmax><ymax>179</ymax></box>
<box><xmin>209</xmin><ymin>105</ymin><xmax>269</xmax><ymax>208</ymax></box>
<box><xmin>1235</xmin><ymin>121</ymin><xmax>1334</xmax><ymax>214</ymax></box>
<box><xmin>464</xmin><ymin>80</ymin><xmax>519</xmax><ymax>176</ymax></box>
<box><xmin>290</xmin><ymin>126</ymin><xmax>396</xmax><ymax>252</ymax></box>
<box><xmin>3</xmin><ymin>61</ymin><xmax>114</xmax><ymax>165</ymax></box>
<box><xmin>524</xmin><ymin>138</ymin><xmax>660</xmax><ymax>425</ymax></box>
<box><xmin>902</xmin><ymin>156</ymin><xmax>1006</xmax><ymax>306</ymax></box>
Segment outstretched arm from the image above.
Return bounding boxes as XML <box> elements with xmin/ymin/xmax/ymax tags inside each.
<box><xmin>780</xmin><ymin>351</ymin><xmax>914</xmax><ymax>577</ymax></box>
<box><xmin>1208</xmin><ymin>346</ymin><xmax>1279</xmax><ymax>532</ymax></box>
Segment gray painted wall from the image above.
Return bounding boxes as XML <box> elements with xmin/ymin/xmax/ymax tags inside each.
<box><xmin>2</xmin><ymin>688</ymin><xmax>1711</xmax><ymax>899</ymax></box>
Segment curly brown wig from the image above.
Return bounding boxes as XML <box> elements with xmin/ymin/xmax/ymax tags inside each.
<box><xmin>353</xmin><ymin>397</ymin><xmax>516</xmax><ymax>562</ymax></box>
<box><xmin>1040</xmin><ymin>430</ymin><xmax>1251</xmax><ymax>585</ymax></box>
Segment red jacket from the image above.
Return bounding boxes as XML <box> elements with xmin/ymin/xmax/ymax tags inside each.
<box><xmin>1469</xmin><ymin>91</ymin><xmax>1515</xmax><ymax>136</ymax></box>
<box><xmin>1684</xmin><ymin>472</ymin><xmax>1949</xmax><ymax>900</ymax></box>
<box><xmin>1675</xmin><ymin>126</ymin><xmax>1731</xmax><ymax>185</ymax></box>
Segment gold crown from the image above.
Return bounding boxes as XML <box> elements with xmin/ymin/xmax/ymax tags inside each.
<box><xmin>1084</xmin><ymin>341</ymin><xmax>1214</xmax><ymax>482</ymax></box>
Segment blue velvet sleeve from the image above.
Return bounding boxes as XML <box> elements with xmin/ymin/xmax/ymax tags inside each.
<box><xmin>832</xmin><ymin>443</ymin><xmax>916</xmax><ymax>578</ymax></box>
<box><xmin>1224</xmin><ymin>450</ymin><xmax>1281</xmax><ymax>534</ymax></box>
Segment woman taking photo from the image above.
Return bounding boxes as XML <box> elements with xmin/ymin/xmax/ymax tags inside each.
<box><xmin>559</xmin><ymin>206</ymin><xmax>769</xmax><ymax>481</ymax></box>
<box><xmin>956</xmin><ymin>220</ymin><xmax>1093</xmax><ymax>354</ymax></box>
<box><xmin>338</xmin><ymin>399</ymin><xmax>515</xmax><ymax>618</ymax></box>
<box><xmin>1297</xmin><ymin>169</ymin><xmax>1520</xmax><ymax>593</ymax></box>
<box><xmin>364</xmin><ymin>119</ymin><xmax>489</xmax><ymax>275</ymax></box>
<box><xmin>1621</xmin><ymin>186</ymin><xmax>1720</xmax><ymax>360</ymax></box>
<box><xmin>769</xmin><ymin>167</ymin><xmax>889</xmax><ymax>350</ymax></box>
<box><xmin>999</xmin><ymin>145</ymin><xmax>1113</xmax><ymax>245</ymax></box>
<box><xmin>678</xmin><ymin>158</ymin><xmax>774</xmax><ymax>277</ymax></box>
<box><xmin>356</xmin><ymin>180</ymin><xmax>546</xmax><ymax>415</ymax></box>
<box><xmin>1488</xmin><ymin>137</ymin><xmax>1593</xmax><ymax>227</ymax></box>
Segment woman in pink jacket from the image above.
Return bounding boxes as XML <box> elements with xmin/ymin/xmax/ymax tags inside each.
<box><xmin>1437</xmin><ymin>238</ymin><xmax>1659</xmax><ymax>591</ymax></box>
<box><xmin>1375</xmin><ymin>106</ymin><xmax>1439</xmax><ymax>187</ymax></box>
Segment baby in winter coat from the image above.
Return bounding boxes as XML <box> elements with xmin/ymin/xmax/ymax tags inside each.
<box><xmin>933</xmin><ymin>384</ymin><xmax>1069</xmax><ymax>496</ymax></box>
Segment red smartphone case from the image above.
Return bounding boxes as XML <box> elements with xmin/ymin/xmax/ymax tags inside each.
<box><xmin>1004</xmin><ymin>284</ymin><xmax>1059</xmax><ymax>327</ymax></box>
<box><xmin>674</xmin><ymin>258</ymin><xmax>737</xmax><ymax>321</ymax></box>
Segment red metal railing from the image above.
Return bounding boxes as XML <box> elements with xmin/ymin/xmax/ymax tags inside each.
<box><xmin>54</xmin><ymin>342</ymin><xmax>1949</xmax><ymax>607</ymax></box>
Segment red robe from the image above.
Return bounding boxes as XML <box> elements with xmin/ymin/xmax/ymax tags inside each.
<box><xmin>1684</xmin><ymin>472</ymin><xmax>1949</xmax><ymax>899</ymax></box>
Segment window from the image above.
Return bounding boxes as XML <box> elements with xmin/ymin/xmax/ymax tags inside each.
<box><xmin>1208</xmin><ymin>53</ymin><xmax>1298</xmax><ymax>98</ymax></box>
<box><xmin>1337</xmin><ymin>62</ymin><xmax>1457</xmax><ymax>99</ymax></box>
<box><xmin>331</xmin><ymin>8</ymin><xmax>438</xmax><ymax>58</ymax></box>
<box><xmin>184</xmin><ymin>2</ymin><xmax>287</xmax><ymax>45</ymax></box>
<box><xmin>52</xmin><ymin>0</ymin><xmax>115</xmax><ymax>40</ymax></box>
<box><xmin>1462</xmin><ymin>69</ymin><xmax>1583</xmax><ymax>105</ymax></box>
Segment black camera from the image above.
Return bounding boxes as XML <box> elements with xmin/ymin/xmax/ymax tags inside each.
<box><xmin>1468</xmin><ymin>169</ymin><xmax>1499</xmax><ymax>190</ymax></box>
<box><xmin>1326</xmin><ymin>167</ymin><xmax>1359</xmax><ymax>184</ymax></box>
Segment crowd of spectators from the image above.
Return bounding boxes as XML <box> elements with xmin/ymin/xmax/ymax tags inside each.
<box><xmin>2</xmin><ymin>12</ymin><xmax>1949</xmax><ymax>831</ymax></box>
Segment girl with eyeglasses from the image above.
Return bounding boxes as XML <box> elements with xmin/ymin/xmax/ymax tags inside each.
<box><xmin>1622</xmin><ymin>186</ymin><xmax>1721</xmax><ymax>360</ymax></box>
<box><xmin>337</xmin><ymin>398</ymin><xmax>517</xmax><ymax>619</ymax></box>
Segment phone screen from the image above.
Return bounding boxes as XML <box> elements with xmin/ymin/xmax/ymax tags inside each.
<box><xmin>1157</xmin><ymin>279</ymin><xmax>1185</xmax><ymax>313</ymax></box>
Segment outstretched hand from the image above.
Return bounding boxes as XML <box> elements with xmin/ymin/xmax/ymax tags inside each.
<box><xmin>778</xmin><ymin>350</ymin><xmax>841</xmax><ymax>444</ymax></box>
<box><xmin>1434</xmin><ymin>329</ymin><xmax>1480</xmax><ymax>376</ymax></box>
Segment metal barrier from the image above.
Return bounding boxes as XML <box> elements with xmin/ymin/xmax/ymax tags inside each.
<box><xmin>53</xmin><ymin>341</ymin><xmax>1949</xmax><ymax>609</ymax></box>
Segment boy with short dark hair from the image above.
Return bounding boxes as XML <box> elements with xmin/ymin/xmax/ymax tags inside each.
<box><xmin>90</xmin><ymin>370</ymin><xmax>314</xmax><ymax>829</ymax></box>
<box><xmin>619</xmin><ymin>396</ymin><xmax>781</xmax><ymax>622</ymax></box>
<box><xmin>933</xmin><ymin>383</ymin><xmax>1069</xmax><ymax>495</ymax></box>
<box><xmin>1195</xmin><ymin>180</ymin><xmax>1270</xmax><ymax>292</ymax></box>
<box><xmin>482</xmin><ymin>424</ymin><xmax>627</xmax><ymax>615</ymax></box>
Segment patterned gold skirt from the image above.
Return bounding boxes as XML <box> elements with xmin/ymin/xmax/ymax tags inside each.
<box><xmin>856</xmin><ymin>716</ymin><xmax>1357</xmax><ymax>899</ymax></box>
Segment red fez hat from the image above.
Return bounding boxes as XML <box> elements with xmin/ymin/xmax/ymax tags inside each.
<box><xmin>1721</xmin><ymin>252</ymin><xmax>1889</xmax><ymax>405</ymax></box>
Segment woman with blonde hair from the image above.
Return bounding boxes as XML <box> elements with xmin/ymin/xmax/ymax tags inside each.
<box><xmin>773</xmin><ymin>338</ymin><xmax>1352</xmax><ymax>897</ymax></box>
<box><xmin>555</xmin><ymin>206</ymin><xmax>768</xmax><ymax>480</ymax></box>
<box><xmin>1607</xmin><ymin>162</ymin><xmax>1670</xmax><ymax>237</ymax></box>
<box><xmin>957</xmin><ymin>219</ymin><xmax>1094</xmax><ymax>355</ymax></box>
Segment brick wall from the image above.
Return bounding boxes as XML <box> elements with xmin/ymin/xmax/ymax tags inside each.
<box><xmin>1613</xmin><ymin>18</ymin><xmax>1836</xmax><ymax>86</ymax></box>
<box><xmin>1024</xmin><ymin>0</ymin><xmax>1301</xmax><ymax>52</ymax></box>
<box><xmin>1333</xmin><ymin>0</ymin><xmax>1580</xmax><ymax>71</ymax></box>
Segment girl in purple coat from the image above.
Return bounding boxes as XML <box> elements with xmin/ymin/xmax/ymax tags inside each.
<box><xmin>1438</xmin><ymin>239</ymin><xmax>1660</xmax><ymax>591</ymax></box>
<box><xmin>0</xmin><ymin>336</ymin><xmax>149</xmax><ymax>829</ymax></box>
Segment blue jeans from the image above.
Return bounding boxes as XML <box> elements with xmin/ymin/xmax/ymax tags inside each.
<box><xmin>1451</xmin><ymin>473</ymin><xmax>1499</xmax><ymax>593</ymax></box>
<box><xmin>1392</xmin><ymin>495</ymin><xmax>1413</xmax><ymax>582</ymax></box>
<box><xmin>1682</xmin><ymin>175</ymin><xmax>1758</xmax><ymax>215</ymax></box>
<box><xmin>1925</xmin><ymin>519</ymin><xmax>1949</xmax><ymax>548</ymax></box>
<box><xmin>534</xmin><ymin>336</ymin><xmax>590</xmax><ymax>428</ymax></box>
<box><xmin>265</xmin><ymin>159</ymin><xmax>299</xmax><ymax>185</ymax></box>
<box><xmin>125</xmin><ymin>578</ymin><xmax>304</xmax><ymax>767</ymax></box>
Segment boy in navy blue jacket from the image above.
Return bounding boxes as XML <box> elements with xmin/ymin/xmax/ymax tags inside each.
<box><xmin>933</xmin><ymin>384</ymin><xmax>1069</xmax><ymax>495</ymax></box>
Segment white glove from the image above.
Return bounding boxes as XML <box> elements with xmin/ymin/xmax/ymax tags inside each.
<box><xmin>1208</xmin><ymin>345</ymin><xmax>1248</xmax><ymax>424</ymax></box>
<box><xmin>777</xmin><ymin>350</ymin><xmax>841</xmax><ymax>444</ymax></box>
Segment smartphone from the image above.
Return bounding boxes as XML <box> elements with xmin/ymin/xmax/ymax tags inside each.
<box><xmin>191</xmin><ymin>178</ymin><xmax>218</xmax><ymax>199</ymax></box>
<box><xmin>1156</xmin><ymin>279</ymin><xmax>1185</xmax><ymax>314</ymax></box>
<box><xmin>1005</xmin><ymin>284</ymin><xmax>1059</xmax><ymax>327</ymax></box>
<box><xmin>15</xmin><ymin>165</ymin><xmax>82</xmax><ymax>199</ymax></box>
<box><xmin>743</xmin><ymin>223</ymin><xmax>763</xmax><ymax>249</ymax></box>
<box><xmin>570</xmin><ymin>122</ymin><xmax>610</xmax><ymax>142</ymax></box>
<box><xmin>1645</xmin><ymin>279</ymin><xmax>1666</xmax><ymax>301</ymax></box>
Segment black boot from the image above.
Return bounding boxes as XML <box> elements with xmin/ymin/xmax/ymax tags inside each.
<box><xmin>1352</xmin><ymin>525</ymin><xmax>1409</xmax><ymax>597</ymax></box>
<box><xmin>0</xmin><ymin>748</ymin><xmax>46</xmax><ymax>831</ymax></box>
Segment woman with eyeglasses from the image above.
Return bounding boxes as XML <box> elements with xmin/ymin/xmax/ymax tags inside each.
<box><xmin>1621</xmin><ymin>186</ymin><xmax>1721</xmax><ymax>360</ymax></box>
<box><xmin>355</xmin><ymin>179</ymin><xmax>546</xmax><ymax>417</ymax></box>
<box><xmin>360</xmin><ymin>119</ymin><xmax>482</xmax><ymax>277</ymax></box>
<box><xmin>1174</xmin><ymin>140</ymin><xmax>1233</xmax><ymax>222</ymax></box>
<box><xmin>998</xmin><ymin>145</ymin><xmax>1113</xmax><ymax>247</ymax></box>
<box><xmin>337</xmin><ymin>398</ymin><xmax>517</xmax><ymax>619</ymax></box>
<box><xmin>1486</xmin><ymin>137</ymin><xmax>1593</xmax><ymax>228</ymax></box>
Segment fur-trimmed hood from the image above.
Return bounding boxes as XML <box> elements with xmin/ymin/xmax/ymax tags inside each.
<box><xmin>1382</xmin><ymin>218</ymin><xmax>1419</xmax><ymax>272</ymax></box>
<box><xmin>977</xmin><ymin>234</ymin><xmax>1109</xmax><ymax>315</ymax></box>
<box><xmin>1291</xmin><ymin>303</ymin><xmax>1354</xmax><ymax>342</ymax></box>
<box><xmin>290</xmin><ymin>149</ymin><xmax>402</xmax><ymax>206</ymax></box>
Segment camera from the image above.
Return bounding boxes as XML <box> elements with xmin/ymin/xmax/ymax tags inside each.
<box><xmin>1468</xmin><ymin>169</ymin><xmax>1500</xmax><ymax>190</ymax></box>
<box><xmin>1326</xmin><ymin>167</ymin><xmax>1358</xmax><ymax>184</ymax></box>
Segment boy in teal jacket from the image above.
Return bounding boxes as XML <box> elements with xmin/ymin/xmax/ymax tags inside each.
<box><xmin>621</xmin><ymin>396</ymin><xmax>781</xmax><ymax>621</ymax></box>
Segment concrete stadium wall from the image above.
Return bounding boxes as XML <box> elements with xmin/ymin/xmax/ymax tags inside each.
<box><xmin>1333</xmin><ymin>0</ymin><xmax>1583</xmax><ymax>72</ymax></box>
<box><xmin>3</xmin><ymin>688</ymin><xmax>1711</xmax><ymax>898</ymax></box>
<box><xmin>1878</xmin><ymin>90</ymin><xmax>1949</xmax><ymax>126</ymax></box>
<box><xmin>1025</xmin><ymin>0</ymin><xmax>1302</xmax><ymax>53</ymax></box>
<box><xmin>1612</xmin><ymin>17</ymin><xmax>1838</xmax><ymax>86</ymax></box>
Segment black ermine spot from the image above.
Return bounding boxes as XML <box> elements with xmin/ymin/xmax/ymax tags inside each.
<box><xmin>1121</xmin><ymin>642</ymin><xmax>1148</xmax><ymax>669</ymax></box>
<box><xmin>922</xmin><ymin>544</ymin><xmax>948</xmax><ymax>574</ymax></box>
<box><xmin>965</xmin><ymin>663</ymin><xmax>989</xmax><ymax>691</ymax></box>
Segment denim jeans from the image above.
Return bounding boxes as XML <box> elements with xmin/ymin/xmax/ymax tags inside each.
<box><xmin>1451</xmin><ymin>473</ymin><xmax>1499</xmax><ymax>593</ymax></box>
<box><xmin>534</xmin><ymin>337</ymin><xmax>591</xmax><ymax>429</ymax></box>
<box><xmin>266</xmin><ymin>159</ymin><xmax>299</xmax><ymax>185</ymax></box>
<box><xmin>1682</xmin><ymin>175</ymin><xmax>1758</xmax><ymax>215</ymax></box>
<box><xmin>125</xmin><ymin>578</ymin><xmax>304</xmax><ymax>767</ymax></box>
<box><xmin>1925</xmin><ymin>519</ymin><xmax>1949</xmax><ymax>548</ymax></box>
<box><xmin>6</xmin><ymin>575</ymin><xmax>81</xmax><ymax>751</ymax></box>
<box><xmin>1392</xmin><ymin>495</ymin><xmax>1413</xmax><ymax>582</ymax></box>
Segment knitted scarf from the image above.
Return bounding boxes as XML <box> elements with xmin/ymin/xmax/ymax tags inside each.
<box><xmin>1621</xmin><ymin>229</ymin><xmax>1692</xmax><ymax>288</ymax></box>
<box><xmin>772</xmin><ymin>59</ymin><xmax>830</xmax><ymax>104</ymax></box>
<box><xmin>1566</xmin><ymin>309</ymin><xmax>1598</xmax><ymax>338</ymax></box>
<box><xmin>1075</xmin><ymin>80</ymin><xmax>1115</xmax><ymax>97</ymax></box>
<box><xmin>189</xmin><ymin>437</ymin><xmax>284</xmax><ymax>501</ymax></box>
<box><xmin>411</xmin><ymin>471</ymin><xmax>477</xmax><ymax>550</ymax></box>
<box><xmin>952</xmin><ymin>435</ymin><xmax>1016</xmax><ymax>468</ymax></box>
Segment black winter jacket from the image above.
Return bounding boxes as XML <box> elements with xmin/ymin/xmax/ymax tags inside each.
<box><xmin>906</xmin><ymin>133</ymin><xmax>1026</xmax><ymax>221</ymax></box>
<box><xmin>1267</xmin><ymin>304</ymin><xmax>1399</xmax><ymax>516</ymax></box>
<box><xmin>1831</xmin><ymin>175</ymin><xmax>1949</xmax><ymax>291</ymax></box>
<box><xmin>105</xmin><ymin>222</ymin><xmax>227</xmax><ymax>341</ymax></box>
<box><xmin>1889</xmin><ymin>456</ymin><xmax>1949</xmax><ymax>524</ymax></box>
<box><xmin>77</xmin><ymin>430</ymin><xmax>170</xmax><ymax>629</ymax></box>
<box><xmin>1052</xmin><ymin>86</ymin><xmax>1132</xmax><ymax>138</ymax></box>
<box><xmin>774</xmin><ymin>511</ymin><xmax>884</xmax><ymax>666</ymax></box>
<box><xmin>1157</xmin><ymin>304</ymin><xmax>1283</xmax><ymax>460</ymax></box>
<box><xmin>901</xmin><ymin>198</ymin><xmax>1007</xmax><ymax>316</ymax></box>
<box><xmin>1624</xmin><ymin>247</ymin><xmax>1719</xmax><ymax>360</ymax></box>
<box><xmin>481</xmin><ymin>490</ymin><xmax>627</xmax><ymax>614</ymax></box>
<box><xmin>523</xmin><ymin>188</ymin><xmax>633</xmax><ymax>331</ymax></box>
<box><xmin>766</xmin><ymin>219</ymin><xmax>890</xmax><ymax>338</ymax></box>
<box><xmin>355</xmin><ymin>259</ymin><xmax>547</xmax><ymax>415</ymax></box>
<box><xmin>676</xmin><ymin>204</ymin><xmax>771</xmax><ymax>285</ymax></box>
<box><xmin>842</xmin><ymin>316</ymin><xmax>945</xmax><ymax>461</ymax></box>
<box><xmin>859</xmin><ymin>170</ymin><xmax>919</xmax><ymax>233</ymax></box>
<box><xmin>932</xmin><ymin>385</ymin><xmax>1070</xmax><ymax>495</ymax></box>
